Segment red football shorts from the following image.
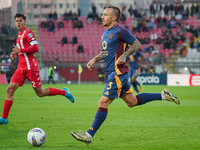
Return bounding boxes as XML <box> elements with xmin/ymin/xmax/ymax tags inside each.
<box><xmin>11</xmin><ymin>69</ymin><xmax>42</xmax><ymax>89</ymax></box>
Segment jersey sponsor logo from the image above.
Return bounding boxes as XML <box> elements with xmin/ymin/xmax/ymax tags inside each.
<box><xmin>109</xmin><ymin>33</ymin><xmax>113</xmax><ymax>39</ymax></box>
<box><xmin>102</xmin><ymin>41</ymin><xmax>107</xmax><ymax>50</ymax></box>
<box><xmin>104</xmin><ymin>91</ymin><xmax>109</xmax><ymax>95</ymax></box>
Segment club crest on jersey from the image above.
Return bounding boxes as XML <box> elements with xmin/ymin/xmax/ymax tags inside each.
<box><xmin>109</xmin><ymin>34</ymin><xmax>113</xmax><ymax>39</ymax></box>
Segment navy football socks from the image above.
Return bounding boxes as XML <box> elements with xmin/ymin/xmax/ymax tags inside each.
<box><xmin>136</xmin><ymin>93</ymin><xmax>162</xmax><ymax>105</ymax></box>
<box><xmin>132</xmin><ymin>81</ymin><xmax>141</xmax><ymax>93</ymax></box>
<box><xmin>133</xmin><ymin>84</ymin><xmax>139</xmax><ymax>93</ymax></box>
<box><xmin>87</xmin><ymin>107</ymin><xmax>108</xmax><ymax>137</ymax></box>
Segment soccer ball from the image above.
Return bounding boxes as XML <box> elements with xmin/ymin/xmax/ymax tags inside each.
<box><xmin>27</xmin><ymin>128</ymin><xmax>46</xmax><ymax>146</ymax></box>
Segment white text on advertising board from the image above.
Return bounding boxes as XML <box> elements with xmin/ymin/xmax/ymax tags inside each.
<box><xmin>137</xmin><ymin>75</ymin><xmax>160</xmax><ymax>84</ymax></box>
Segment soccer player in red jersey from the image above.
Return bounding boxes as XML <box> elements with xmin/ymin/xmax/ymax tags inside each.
<box><xmin>0</xmin><ymin>13</ymin><xmax>75</xmax><ymax>125</ymax></box>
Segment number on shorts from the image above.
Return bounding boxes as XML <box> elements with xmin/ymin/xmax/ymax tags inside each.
<box><xmin>31</xmin><ymin>81</ymin><xmax>36</xmax><ymax>88</ymax></box>
<box><xmin>107</xmin><ymin>82</ymin><xmax>113</xmax><ymax>90</ymax></box>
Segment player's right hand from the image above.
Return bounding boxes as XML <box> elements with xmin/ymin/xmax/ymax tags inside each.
<box><xmin>10</xmin><ymin>52</ymin><xmax>17</xmax><ymax>60</ymax></box>
<box><xmin>87</xmin><ymin>59</ymin><xmax>95</xmax><ymax>70</ymax></box>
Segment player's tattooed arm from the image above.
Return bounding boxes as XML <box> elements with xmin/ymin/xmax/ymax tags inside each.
<box><xmin>116</xmin><ymin>39</ymin><xmax>141</xmax><ymax>65</ymax></box>
<box><xmin>94</xmin><ymin>52</ymin><xmax>104</xmax><ymax>62</ymax></box>
<box><xmin>87</xmin><ymin>52</ymin><xmax>103</xmax><ymax>70</ymax></box>
<box><xmin>122</xmin><ymin>40</ymin><xmax>141</xmax><ymax>60</ymax></box>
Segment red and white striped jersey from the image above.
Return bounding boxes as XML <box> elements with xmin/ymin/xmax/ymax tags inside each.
<box><xmin>16</xmin><ymin>27</ymin><xmax>39</xmax><ymax>71</ymax></box>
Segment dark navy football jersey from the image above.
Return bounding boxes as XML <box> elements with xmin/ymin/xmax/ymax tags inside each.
<box><xmin>127</xmin><ymin>51</ymin><xmax>143</xmax><ymax>70</ymax></box>
<box><xmin>101</xmin><ymin>24</ymin><xmax>136</xmax><ymax>76</ymax></box>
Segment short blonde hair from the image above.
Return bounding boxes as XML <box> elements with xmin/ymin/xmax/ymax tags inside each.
<box><xmin>106</xmin><ymin>6</ymin><xmax>121</xmax><ymax>22</ymax></box>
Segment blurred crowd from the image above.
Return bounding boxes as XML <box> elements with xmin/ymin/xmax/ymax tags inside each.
<box><xmin>38</xmin><ymin>2</ymin><xmax>200</xmax><ymax>73</ymax></box>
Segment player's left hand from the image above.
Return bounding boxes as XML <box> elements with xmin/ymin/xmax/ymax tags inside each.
<box><xmin>10</xmin><ymin>52</ymin><xmax>17</xmax><ymax>60</ymax></box>
<box><xmin>116</xmin><ymin>57</ymin><xmax>126</xmax><ymax>65</ymax></box>
<box><xmin>87</xmin><ymin>58</ymin><xmax>95</xmax><ymax>70</ymax></box>
<box><xmin>12</xmin><ymin>45</ymin><xmax>20</xmax><ymax>54</ymax></box>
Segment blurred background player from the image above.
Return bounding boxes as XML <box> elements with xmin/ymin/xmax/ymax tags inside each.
<box><xmin>0</xmin><ymin>13</ymin><xmax>74</xmax><ymax>125</ymax></box>
<box><xmin>127</xmin><ymin>50</ymin><xmax>143</xmax><ymax>93</ymax></box>
<box><xmin>71</xmin><ymin>6</ymin><xmax>180</xmax><ymax>145</ymax></box>
<box><xmin>48</xmin><ymin>66</ymin><xmax>55</xmax><ymax>84</ymax></box>
<box><xmin>97</xmin><ymin>63</ymin><xmax>105</xmax><ymax>84</ymax></box>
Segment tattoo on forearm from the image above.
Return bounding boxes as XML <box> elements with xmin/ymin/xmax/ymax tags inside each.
<box><xmin>94</xmin><ymin>52</ymin><xmax>103</xmax><ymax>62</ymax></box>
<box><xmin>126</xmin><ymin>40</ymin><xmax>141</xmax><ymax>56</ymax></box>
<box><xmin>120</xmin><ymin>40</ymin><xmax>141</xmax><ymax>60</ymax></box>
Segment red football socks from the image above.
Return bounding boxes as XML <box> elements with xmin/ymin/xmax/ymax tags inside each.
<box><xmin>2</xmin><ymin>100</ymin><xmax>13</xmax><ymax>119</ymax></box>
<box><xmin>49</xmin><ymin>87</ymin><xmax>65</xmax><ymax>96</ymax></box>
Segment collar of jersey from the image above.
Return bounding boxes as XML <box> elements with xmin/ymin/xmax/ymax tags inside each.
<box><xmin>107</xmin><ymin>22</ymin><xmax>118</xmax><ymax>30</ymax></box>
<box><xmin>19</xmin><ymin>27</ymin><xmax>27</xmax><ymax>35</ymax></box>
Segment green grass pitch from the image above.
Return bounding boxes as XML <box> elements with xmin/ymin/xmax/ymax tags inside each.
<box><xmin>0</xmin><ymin>84</ymin><xmax>199</xmax><ymax>150</ymax></box>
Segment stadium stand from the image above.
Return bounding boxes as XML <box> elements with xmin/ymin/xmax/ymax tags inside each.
<box><xmin>38</xmin><ymin>15</ymin><xmax>200</xmax><ymax>70</ymax></box>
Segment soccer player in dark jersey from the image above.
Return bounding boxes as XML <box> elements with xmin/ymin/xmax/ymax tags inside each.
<box><xmin>71</xmin><ymin>6</ymin><xmax>180</xmax><ymax>144</ymax></box>
<box><xmin>127</xmin><ymin>50</ymin><xmax>143</xmax><ymax>93</ymax></box>
<box><xmin>0</xmin><ymin>13</ymin><xmax>74</xmax><ymax>125</ymax></box>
